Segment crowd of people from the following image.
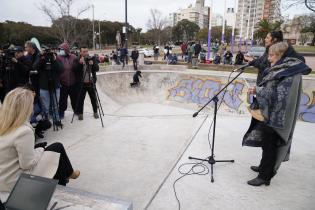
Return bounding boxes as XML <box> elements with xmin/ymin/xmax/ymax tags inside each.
<box><xmin>0</xmin><ymin>41</ymin><xmax>106</xmax><ymax>197</ymax></box>
<box><xmin>0</xmin><ymin>29</ymin><xmax>312</xmax><ymax>207</ymax></box>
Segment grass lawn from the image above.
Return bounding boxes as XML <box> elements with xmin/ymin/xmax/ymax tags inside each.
<box><xmin>293</xmin><ymin>46</ymin><xmax>315</xmax><ymax>53</ymax></box>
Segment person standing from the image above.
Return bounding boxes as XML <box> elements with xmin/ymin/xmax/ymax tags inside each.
<box><xmin>76</xmin><ymin>47</ymin><xmax>99</xmax><ymax>120</ymax></box>
<box><xmin>57</xmin><ymin>42</ymin><xmax>79</xmax><ymax>119</ymax></box>
<box><xmin>244</xmin><ymin>42</ymin><xmax>311</xmax><ymax>186</ymax></box>
<box><xmin>38</xmin><ymin>50</ymin><xmax>63</xmax><ymax>127</ymax></box>
<box><xmin>131</xmin><ymin>47</ymin><xmax>139</xmax><ymax>70</ymax></box>
<box><xmin>243</xmin><ymin>31</ymin><xmax>305</xmax><ymax>171</ymax></box>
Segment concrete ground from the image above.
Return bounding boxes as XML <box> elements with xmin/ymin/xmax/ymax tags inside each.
<box><xmin>41</xmin><ymin>69</ymin><xmax>315</xmax><ymax>210</ymax></box>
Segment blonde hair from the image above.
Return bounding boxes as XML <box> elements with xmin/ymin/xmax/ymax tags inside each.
<box><xmin>269</xmin><ymin>42</ymin><xmax>289</xmax><ymax>57</ymax></box>
<box><xmin>0</xmin><ymin>88</ymin><xmax>34</xmax><ymax>136</ymax></box>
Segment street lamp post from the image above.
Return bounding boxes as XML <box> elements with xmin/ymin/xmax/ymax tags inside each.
<box><xmin>92</xmin><ymin>4</ymin><xmax>95</xmax><ymax>51</ymax></box>
<box><xmin>99</xmin><ymin>20</ymin><xmax>101</xmax><ymax>49</ymax></box>
<box><xmin>125</xmin><ymin>0</ymin><xmax>128</xmax><ymax>49</ymax></box>
<box><xmin>207</xmin><ymin>0</ymin><xmax>213</xmax><ymax>60</ymax></box>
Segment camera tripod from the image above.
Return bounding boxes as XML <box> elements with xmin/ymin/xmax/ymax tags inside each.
<box><xmin>71</xmin><ymin>61</ymin><xmax>104</xmax><ymax>127</ymax></box>
<box><xmin>46</xmin><ymin>58</ymin><xmax>63</xmax><ymax>131</ymax></box>
<box><xmin>189</xmin><ymin>64</ymin><xmax>250</xmax><ymax>182</ymax></box>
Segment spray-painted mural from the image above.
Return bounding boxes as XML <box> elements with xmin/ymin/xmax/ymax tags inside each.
<box><xmin>168</xmin><ymin>78</ymin><xmax>315</xmax><ymax>123</ymax></box>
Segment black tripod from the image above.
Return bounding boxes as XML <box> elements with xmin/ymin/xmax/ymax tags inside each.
<box><xmin>71</xmin><ymin>61</ymin><xmax>104</xmax><ymax>127</ymax></box>
<box><xmin>46</xmin><ymin>58</ymin><xmax>62</xmax><ymax>131</ymax></box>
<box><xmin>189</xmin><ymin>64</ymin><xmax>250</xmax><ymax>182</ymax></box>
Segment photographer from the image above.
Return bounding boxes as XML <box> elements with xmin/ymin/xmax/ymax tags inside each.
<box><xmin>0</xmin><ymin>46</ymin><xmax>30</xmax><ymax>100</ymax></box>
<box><xmin>75</xmin><ymin>47</ymin><xmax>99</xmax><ymax>120</ymax></box>
<box><xmin>38</xmin><ymin>49</ymin><xmax>63</xmax><ymax>127</ymax></box>
<box><xmin>10</xmin><ymin>46</ymin><xmax>31</xmax><ymax>89</ymax></box>
<box><xmin>24</xmin><ymin>41</ymin><xmax>41</xmax><ymax>94</ymax></box>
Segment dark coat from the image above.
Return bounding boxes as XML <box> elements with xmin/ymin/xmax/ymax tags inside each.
<box><xmin>251</xmin><ymin>45</ymin><xmax>305</xmax><ymax>85</ymax></box>
<box><xmin>10</xmin><ymin>56</ymin><xmax>31</xmax><ymax>89</ymax></box>
<box><xmin>131</xmin><ymin>50</ymin><xmax>139</xmax><ymax>60</ymax></box>
<box><xmin>38</xmin><ymin>55</ymin><xmax>63</xmax><ymax>90</ymax></box>
<box><xmin>243</xmin><ymin>57</ymin><xmax>311</xmax><ymax>171</ymax></box>
<box><xmin>74</xmin><ymin>56</ymin><xmax>99</xmax><ymax>83</ymax></box>
<box><xmin>133</xmin><ymin>71</ymin><xmax>142</xmax><ymax>83</ymax></box>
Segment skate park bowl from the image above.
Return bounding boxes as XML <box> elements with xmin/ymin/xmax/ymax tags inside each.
<box><xmin>40</xmin><ymin>66</ymin><xmax>315</xmax><ymax>210</ymax></box>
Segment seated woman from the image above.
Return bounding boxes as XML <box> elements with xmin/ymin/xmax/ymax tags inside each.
<box><xmin>244</xmin><ymin>42</ymin><xmax>311</xmax><ymax>186</ymax></box>
<box><xmin>0</xmin><ymin>87</ymin><xmax>80</xmax><ymax>195</ymax></box>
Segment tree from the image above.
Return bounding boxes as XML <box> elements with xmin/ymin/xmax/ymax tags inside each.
<box><xmin>0</xmin><ymin>21</ymin><xmax>58</xmax><ymax>46</ymax></box>
<box><xmin>172</xmin><ymin>19</ymin><xmax>200</xmax><ymax>42</ymax></box>
<box><xmin>146</xmin><ymin>9</ymin><xmax>168</xmax><ymax>45</ymax></box>
<box><xmin>301</xmin><ymin>17</ymin><xmax>315</xmax><ymax>45</ymax></box>
<box><xmin>283</xmin><ymin>0</ymin><xmax>315</xmax><ymax>13</ymax></box>
<box><xmin>254</xmin><ymin>20</ymin><xmax>283</xmax><ymax>43</ymax></box>
<box><xmin>39</xmin><ymin>0</ymin><xmax>90</xmax><ymax>45</ymax></box>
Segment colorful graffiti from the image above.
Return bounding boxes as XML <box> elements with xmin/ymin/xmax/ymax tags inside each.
<box><xmin>168</xmin><ymin>78</ymin><xmax>245</xmax><ymax>110</ymax></box>
<box><xmin>299</xmin><ymin>91</ymin><xmax>315</xmax><ymax>123</ymax></box>
<box><xmin>169</xmin><ymin>78</ymin><xmax>315</xmax><ymax>123</ymax></box>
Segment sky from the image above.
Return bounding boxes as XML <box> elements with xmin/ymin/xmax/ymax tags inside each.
<box><xmin>0</xmin><ymin>0</ymin><xmax>310</xmax><ymax>30</ymax></box>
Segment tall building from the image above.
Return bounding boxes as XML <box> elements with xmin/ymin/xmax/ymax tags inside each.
<box><xmin>169</xmin><ymin>0</ymin><xmax>211</xmax><ymax>29</ymax></box>
<box><xmin>235</xmin><ymin>0</ymin><xmax>281</xmax><ymax>40</ymax></box>
<box><xmin>211</xmin><ymin>14</ymin><xmax>223</xmax><ymax>26</ymax></box>
<box><xmin>226</xmin><ymin>7</ymin><xmax>236</xmax><ymax>27</ymax></box>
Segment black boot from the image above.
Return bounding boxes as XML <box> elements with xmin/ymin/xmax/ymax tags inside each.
<box><xmin>250</xmin><ymin>165</ymin><xmax>260</xmax><ymax>172</ymax></box>
<box><xmin>247</xmin><ymin>177</ymin><xmax>270</xmax><ymax>186</ymax></box>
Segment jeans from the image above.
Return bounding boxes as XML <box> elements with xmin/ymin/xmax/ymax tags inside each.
<box><xmin>40</xmin><ymin>88</ymin><xmax>60</xmax><ymax>122</ymax></box>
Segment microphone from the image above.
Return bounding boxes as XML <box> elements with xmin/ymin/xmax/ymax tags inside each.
<box><xmin>232</xmin><ymin>61</ymin><xmax>254</xmax><ymax>72</ymax></box>
<box><xmin>193</xmin><ymin>112</ymin><xmax>198</xmax><ymax>118</ymax></box>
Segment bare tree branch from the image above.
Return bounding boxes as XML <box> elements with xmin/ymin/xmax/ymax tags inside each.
<box><xmin>38</xmin><ymin>0</ymin><xmax>90</xmax><ymax>45</ymax></box>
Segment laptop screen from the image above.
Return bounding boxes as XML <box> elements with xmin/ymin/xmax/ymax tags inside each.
<box><xmin>5</xmin><ymin>174</ymin><xmax>58</xmax><ymax>210</ymax></box>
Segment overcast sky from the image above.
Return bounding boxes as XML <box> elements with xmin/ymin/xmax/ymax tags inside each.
<box><xmin>0</xmin><ymin>0</ymin><xmax>310</xmax><ymax>30</ymax></box>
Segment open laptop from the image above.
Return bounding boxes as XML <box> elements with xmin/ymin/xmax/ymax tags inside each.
<box><xmin>4</xmin><ymin>173</ymin><xmax>58</xmax><ymax>210</ymax></box>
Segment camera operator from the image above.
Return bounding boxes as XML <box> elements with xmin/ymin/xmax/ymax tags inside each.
<box><xmin>24</xmin><ymin>41</ymin><xmax>41</xmax><ymax>94</ymax></box>
<box><xmin>9</xmin><ymin>46</ymin><xmax>31</xmax><ymax>89</ymax></box>
<box><xmin>75</xmin><ymin>47</ymin><xmax>99</xmax><ymax>120</ymax></box>
<box><xmin>38</xmin><ymin>49</ymin><xmax>63</xmax><ymax>127</ymax></box>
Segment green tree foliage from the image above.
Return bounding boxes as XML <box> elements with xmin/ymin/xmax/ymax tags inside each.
<box><xmin>0</xmin><ymin>19</ymin><xmax>136</xmax><ymax>48</ymax></box>
<box><xmin>172</xmin><ymin>19</ymin><xmax>200</xmax><ymax>42</ymax></box>
<box><xmin>254</xmin><ymin>19</ymin><xmax>283</xmax><ymax>43</ymax></box>
<box><xmin>0</xmin><ymin>21</ymin><xmax>58</xmax><ymax>46</ymax></box>
<box><xmin>301</xmin><ymin>16</ymin><xmax>315</xmax><ymax>46</ymax></box>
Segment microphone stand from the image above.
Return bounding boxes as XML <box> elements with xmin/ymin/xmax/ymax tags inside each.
<box><xmin>189</xmin><ymin>64</ymin><xmax>250</xmax><ymax>182</ymax></box>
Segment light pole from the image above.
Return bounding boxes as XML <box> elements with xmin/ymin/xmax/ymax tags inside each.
<box><xmin>239</xmin><ymin>0</ymin><xmax>245</xmax><ymax>46</ymax></box>
<box><xmin>207</xmin><ymin>0</ymin><xmax>213</xmax><ymax>60</ymax></box>
<box><xmin>98</xmin><ymin>20</ymin><xmax>101</xmax><ymax>49</ymax></box>
<box><xmin>231</xmin><ymin>0</ymin><xmax>237</xmax><ymax>53</ymax></box>
<box><xmin>125</xmin><ymin>0</ymin><xmax>128</xmax><ymax>49</ymax></box>
<box><xmin>221</xmin><ymin>0</ymin><xmax>226</xmax><ymax>43</ymax></box>
<box><xmin>245</xmin><ymin>0</ymin><xmax>252</xmax><ymax>50</ymax></box>
<box><xmin>92</xmin><ymin>4</ymin><xmax>95</xmax><ymax>51</ymax></box>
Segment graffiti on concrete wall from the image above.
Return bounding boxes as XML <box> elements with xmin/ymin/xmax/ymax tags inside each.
<box><xmin>299</xmin><ymin>91</ymin><xmax>315</xmax><ymax>123</ymax></box>
<box><xmin>169</xmin><ymin>78</ymin><xmax>315</xmax><ymax>123</ymax></box>
<box><xmin>168</xmin><ymin>78</ymin><xmax>245</xmax><ymax>110</ymax></box>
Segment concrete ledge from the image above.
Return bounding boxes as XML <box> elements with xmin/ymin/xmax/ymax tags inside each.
<box><xmin>102</xmin><ymin>64</ymin><xmax>187</xmax><ymax>72</ymax></box>
<box><xmin>49</xmin><ymin>186</ymin><xmax>133</xmax><ymax>210</ymax></box>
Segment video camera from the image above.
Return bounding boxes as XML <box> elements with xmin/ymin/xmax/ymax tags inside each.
<box><xmin>84</xmin><ymin>56</ymin><xmax>94</xmax><ymax>64</ymax></box>
<box><xmin>0</xmin><ymin>49</ymin><xmax>16</xmax><ymax>71</ymax></box>
<box><xmin>41</xmin><ymin>48</ymin><xmax>56</xmax><ymax>71</ymax></box>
